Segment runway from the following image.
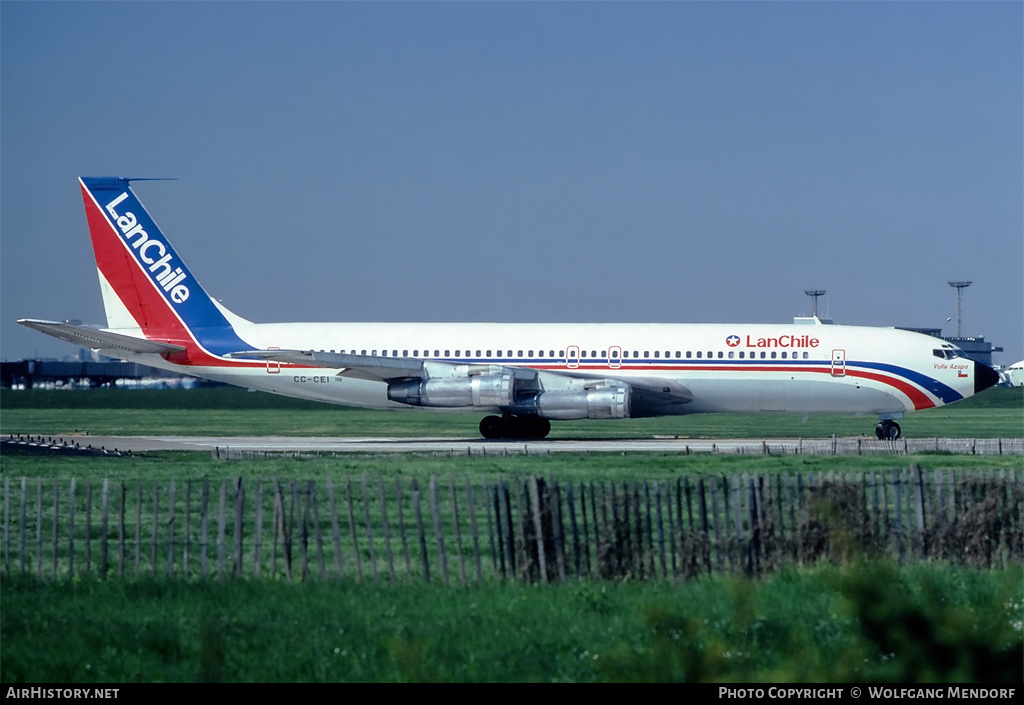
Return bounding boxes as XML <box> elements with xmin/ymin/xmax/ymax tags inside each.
<box><xmin>20</xmin><ymin>433</ymin><xmax>920</xmax><ymax>455</ymax></box>
<box><xmin>12</xmin><ymin>432</ymin><xmax>1014</xmax><ymax>456</ymax></box>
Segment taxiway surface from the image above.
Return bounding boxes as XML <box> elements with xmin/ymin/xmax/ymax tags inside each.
<box><xmin>44</xmin><ymin>434</ymin><xmax>849</xmax><ymax>454</ymax></box>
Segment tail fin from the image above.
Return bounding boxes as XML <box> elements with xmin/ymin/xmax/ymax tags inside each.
<box><xmin>80</xmin><ymin>177</ymin><xmax>251</xmax><ymax>361</ymax></box>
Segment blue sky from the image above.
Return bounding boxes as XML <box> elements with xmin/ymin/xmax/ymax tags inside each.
<box><xmin>2</xmin><ymin>1</ymin><xmax>1021</xmax><ymax>365</ymax></box>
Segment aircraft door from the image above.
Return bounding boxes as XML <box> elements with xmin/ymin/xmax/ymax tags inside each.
<box><xmin>608</xmin><ymin>346</ymin><xmax>622</xmax><ymax>369</ymax></box>
<box><xmin>566</xmin><ymin>345</ymin><xmax>580</xmax><ymax>369</ymax></box>
<box><xmin>831</xmin><ymin>349</ymin><xmax>846</xmax><ymax>377</ymax></box>
<box><xmin>266</xmin><ymin>346</ymin><xmax>281</xmax><ymax>374</ymax></box>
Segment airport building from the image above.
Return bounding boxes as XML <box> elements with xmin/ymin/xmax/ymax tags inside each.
<box><xmin>896</xmin><ymin>328</ymin><xmax>1003</xmax><ymax>368</ymax></box>
<box><xmin>0</xmin><ymin>358</ymin><xmax>200</xmax><ymax>390</ymax></box>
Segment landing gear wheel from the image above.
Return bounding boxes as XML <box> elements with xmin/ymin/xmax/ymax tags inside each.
<box><xmin>875</xmin><ymin>420</ymin><xmax>901</xmax><ymax>440</ymax></box>
<box><xmin>478</xmin><ymin>415</ymin><xmax>551</xmax><ymax>439</ymax></box>
<box><xmin>479</xmin><ymin>416</ymin><xmax>505</xmax><ymax>439</ymax></box>
<box><xmin>522</xmin><ymin>417</ymin><xmax>551</xmax><ymax>440</ymax></box>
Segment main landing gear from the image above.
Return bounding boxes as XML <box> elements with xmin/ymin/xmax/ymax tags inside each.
<box><xmin>875</xmin><ymin>419</ymin><xmax>902</xmax><ymax>440</ymax></box>
<box><xmin>479</xmin><ymin>415</ymin><xmax>551</xmax><ymax>440</ymax></box>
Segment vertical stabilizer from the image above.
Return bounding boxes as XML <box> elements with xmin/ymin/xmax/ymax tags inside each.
<box><xmin>79</xmin><ymin>177</ymin><xmax>252</xmax><ymax>359</ymax></box>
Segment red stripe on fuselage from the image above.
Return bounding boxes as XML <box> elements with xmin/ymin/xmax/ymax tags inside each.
<box><xmin>532</xmin><ymin>362</ymin><xmax>937</xmax><ymax>410</ymax></box>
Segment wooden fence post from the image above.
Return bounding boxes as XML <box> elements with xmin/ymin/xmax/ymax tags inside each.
<box><xmin>326</xmin><ymin>479</ymin><xmax>344</xmax><ymax>580</ymax></box>
<box><xmin>234</xmin><ymin>478</ymin><xmax>244</xmax><ymax>579</ymax></box>
<box><xmin>217</xmin><ymin>481</ymin><xmax>227</xmax><ymax>580</ymax></box>
<box><xmin>396</xmin><ymin>477</ymin><xmax>412</xmax><ymax>578</ymax></box>
<box><xmin>18</xmin><ymin>478</ymin><xmax>27</xmax><ymax>577</ymax></box>
<box><xmin>430</xmin><ymin>476</ymin><xmax>448</xmax><ymax>586</ymax></box>
<box><xmin>566</xmin><ymin>481</ymin><xmax>581</xmax><ymax>579</ymax></box>
<box><xmin>552</xmin><ymin>480</ymin><xmax>567</xmax><ymax>583</ymax></box>
<box><xmin>465</xmin><ymin>477</ymin><xmax>482</xmax><ymax>582</ymax></box>
<box><xmin>100</xmin><ymin>479</ymin><xmax>109</xmax><ymax>579</ymax></box>
<box><xmin>361</xmin><ymin>474</ymin><xmax>377</xmax><ymax>583</ymax></box>
<box><xmin>254</xmin><ymin>481</ymin><xmax>263</xmax><ymax>579</ymax></box>
<box><xmin>379</xmin><ymin>478</ymin><xmax>395</xmax><ymax>582</ymax></box>
<box><xmin>528</xmin><ymin>476</ymin><xmax>547</xmax><ymax>584</ymax></box>
<box><xmin>167</xmin><ymin>479</ymin><xmax>176</xmax><ymax>579</ymax></box>
<box><xmin>85</xmin><ymin>482</ymin><xmax>93</xmax><ymax>575</ymax></box>
<box><xmin>412</xmin><ymin>478</ymin><xmax>429</xmax><ymax>582</ymax></box>
<box><xmin>449</xmin><ymin>477</ymin><xmax>466</xmax><ymax>586</ymax></box>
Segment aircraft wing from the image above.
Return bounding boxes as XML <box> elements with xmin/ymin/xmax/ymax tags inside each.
<box><xmin>228</xmin><ymin>349</ymin><xmax>424</xmax><ymax>382</ymax></box>
<box><xmin>16</xmin><ymin>319</ymin><xmax>186</xmax><ymax>355</ymax></box>
<box><xmin>229</xmin><ymin>348</ymin><xmax>694</xmax><ymax>410</ymax></box>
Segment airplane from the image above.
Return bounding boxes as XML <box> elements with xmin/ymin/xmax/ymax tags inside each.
<box><xmin>18</xmin><ymin>177</ymin><xmax>1001</xmax><ymax>441</ymax></box>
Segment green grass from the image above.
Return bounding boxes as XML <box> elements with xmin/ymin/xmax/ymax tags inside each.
<box><xmin>1</xmin><ymin>386</ymin><xmax>1021</xmax><ymax>438</ymax></box>
<box><xmin>2</xmin><ymin>563</ymin><xmax>1019</xmax><ymax>682</ymax></box>
<box><xmin>2</xmin><ymin>448</ymin><xmax>1021</xmax><ymax>483</ymax></box>
<box><xmin>2</xmin><ymin>387</ymin><xmax>1021</xmax><ymax>683</ymax></box>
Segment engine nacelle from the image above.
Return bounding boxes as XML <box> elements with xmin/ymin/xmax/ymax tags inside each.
<box><xmin>387</xmin><ymin>373</ymin><xmax>514</xmax><ymax>408</ymax></box>
<box><xmin>510</xmin><ymin>384</ymin><xmax>631</xmax><ymax>420</ymax></box>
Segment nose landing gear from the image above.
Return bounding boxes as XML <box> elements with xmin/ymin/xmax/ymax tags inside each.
<box><xmin>875</xmin><ymin>419</ymin><xmax>901</xmax><ymax>440</ymax></box>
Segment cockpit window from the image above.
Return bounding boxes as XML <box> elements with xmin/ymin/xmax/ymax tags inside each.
<box><xmin>933</xmin><ymin>347</ymin><xmax>966</xmax><ymax>360</ymax></box>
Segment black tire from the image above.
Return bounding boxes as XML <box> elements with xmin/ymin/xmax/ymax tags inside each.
<box><xmin>877</xmin><ymin>420</ymin><xmax>901</xmax><ymax>440</ymax></box>
<box><xmin>479</xmin><ymin>415</ymin><xmax>505</xmax><ymax>439</ymax></box>
<box><xmin>529</xmin><ymin>418</ymin><xmax>551</xmax><ymax>439</ymax></box>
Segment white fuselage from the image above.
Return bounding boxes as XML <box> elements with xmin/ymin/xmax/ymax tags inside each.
<box><xmin>110</xmin><ymin>319</ymin><xmax>975</xmax><ymax>417</ymax></box>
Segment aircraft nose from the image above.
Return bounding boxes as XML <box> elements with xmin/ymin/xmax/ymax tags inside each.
<box><xmin>975</xmin><ymin>361</ymin><xmax>1000</xmax><ymax>394</ymax></box>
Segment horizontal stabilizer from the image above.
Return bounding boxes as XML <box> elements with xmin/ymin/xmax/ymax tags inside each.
<box><xmin>16</xmin><ymin>319</ymin><xmax>186</xmax><ymax>355</ymax></box>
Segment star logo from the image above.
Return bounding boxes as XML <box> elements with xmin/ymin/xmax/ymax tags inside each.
<box><xmin>726</xmin><ymin>335</ymin><xmax>741</xmax><ymax>347</ymax></box>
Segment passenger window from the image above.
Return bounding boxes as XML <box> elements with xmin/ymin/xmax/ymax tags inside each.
<box><xmin>528</xmin><ymin>350</ymin><xmax>534</xmax><ymax>358</ymax></box>
<box><xmin>518</xmin><ymin>350</ymin><xmax>523</xmax><ymax>357</ymax></box>
<box><xmin>718</xmin><ymin>351</ymin><xmax>723</xmax><ymax>359</ymax></box>
<box><xmin>760</xmin><ymin>352</ymin><xmax>766</xmax><ymax>359</ymax></box>
<box><xmin>496</xmin><ymin>350</ymin><xmax>502</xmax><ymax>357</ymax></box>
<box><xmin>445</xmin><ymin>350</ymin><xmax>450</xmax><ymax>357</ymax></box>
<box><xmin>770</xmin><ymin>352</ymin><xmax>776</xmax><ymax>359</ymax></box>
<box><xmin>654</xmin><ymin>351</ymin><xmax>660</xmax><ymax>358</ymax></box>
<box><xmin>696</xmin><ymin>351</ymin><xmax>702</xmax><ymax>358</ymax></box>
<box><xmin>803</xmin><ymin>352</ymin><xmax>809</xmax><ymax>359</ymax></box>
<box><xmin>728</xmin><ymin>351</ymin><xmax>734</xmax><ymax>359</ymax></box>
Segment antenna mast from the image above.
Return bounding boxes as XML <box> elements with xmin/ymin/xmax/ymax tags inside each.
<box><xmin>947</xmin><ymin>281</ymin><xmax>972</xmax><ymax>337</ymax></box>
<box><xmin>804</xmin><ymin>290</ymin><xmax>826</xmax><ymax>319</ymax></box>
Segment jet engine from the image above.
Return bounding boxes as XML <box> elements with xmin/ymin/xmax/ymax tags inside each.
<box><xmin>510</xmin><ymin>383</ymin><xmax>631</xmax><ymax>420</ymax></box>
<box><xmin>387</xmin><ymin>373</ymin><xmax>514</xmax><ymax>408</ymax></box>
